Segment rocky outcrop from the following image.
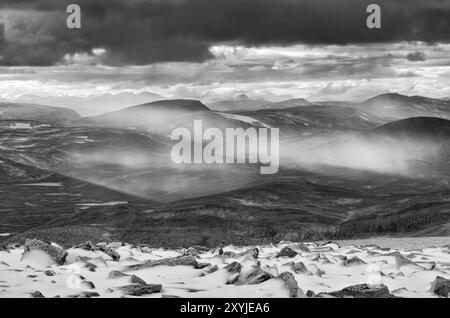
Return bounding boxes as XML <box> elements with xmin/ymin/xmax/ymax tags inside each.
<box><xmin>125</xmin><ymin>255</ymin><xmax>198</xmax><ymax>271</ymax></box>
<box><xmin>81</xmin><ymin>281</ymin><xmax>96</xmax><ymax>290</ymax></box>
<box><xmin>342</xmin><ymin>256</ymin><xmax>366</xmax><ymax>266</ymax></box>
<box><xmin>98</xmin><ymin>246</ymin><xmax>120</xmax><ymax>261</ymax></box>
<box><xmin>284</xmin><ymin>261</ymin><xmax>308</xmax><ymax>274</ymax></box>
<box><xmin>224</xmin><ymin>262</ymin><xmax>242</xmax><ymax>274</ymax></box>
<box><xmin>277</xmin><ymin>247</ymin><xmax>298</xmax><ymax>258</ymax></box>
<box><xmin>129</xmin><ymin>275</ymin><xmax>146</xmax><ymax>285</ymax></box>
<box><xmin>108</xmin><ymin>270</ymin><xmax>129</xmax><ymax>279</ymax></box>
<box><xmin>430</xmin><ymin>276</ymin><xmax>450</xmax><ymax>297</ymax></box>
<box><xmin>241</xmin><ymin>269</ymin><xmax>274</xmax><ymax>285</ymax></box>
<box><xmin>31</xmin><ymin>291</ymin><xmax>45</xmax><ymax>298</ymax></box>
<box><xmin>320</xmin><ymin>284</ymin><xmax>393</xmax><ymax>298</ymax></box>
<box><xmin>23</xmin><ymin>239</ymin><xmax>67</xmax><ymax>265</ymax></box>
<box><xmin>119</xmin><ymin>284</ymin><xmax>162</xmax><ymax>296</ymax></box>
<box><xmin>74</xmin><ymin>241</ymin><xmax>120</xmax><ymax>261</ymax></box>
<box><xmin>277</xmin><ymin>272</ymin><xmax>301</xmax><ymax>298</ymax></box>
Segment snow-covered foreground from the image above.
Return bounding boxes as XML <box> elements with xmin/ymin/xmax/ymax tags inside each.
<box><xmin>0</xmin><ymin>238</ymin><xmax>449</xmax><ymax>298</ymax></box>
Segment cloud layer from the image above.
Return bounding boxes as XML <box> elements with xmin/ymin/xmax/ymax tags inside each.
<box><xmin>0</xmin><ymin>0</ymin><xmax>449</xmax><ymax>66</ymax></box>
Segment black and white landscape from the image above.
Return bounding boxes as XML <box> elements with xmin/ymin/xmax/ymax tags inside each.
<box><xmin>0</xmin><ymin>0</ymin><xmax>449</xmax><ymax>298</ymax></box>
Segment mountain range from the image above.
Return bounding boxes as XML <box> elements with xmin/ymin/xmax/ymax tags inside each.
<box><xmin>0</xmin><ymin>93</ymin><xmax>449</xmax><ymax>247</ymax></box>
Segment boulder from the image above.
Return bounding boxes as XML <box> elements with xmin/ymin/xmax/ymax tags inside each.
<box><xmin>120</xmin><ymin>284</ymin><xmax>162</xmax><ymax>296</ymax></box>
<box><xmin>108</xmin><ymin>270</ymin><xmax>129</xmax><ymax>279</ymax></box>
<box><xmin>126</xmin><ymin>255</ymin><xmax>198</xmax><ymax>271</ymax></box>
<box><xmin>430</xmin><ymin>276</ymin><xmax>450</xmax><ymax>297</ymax></box>
<box><xmin>69</xmin><ymin>291</ymin><xmax>100</xmax><ymax>298</ymax></box>
<box><xmin>385</xmin><ymin>252</ymin><xmax>419</xmax><ymax>268</ymax></box>
<box><xmin>44</xmin><ymin>270</ymin><xmax>56</xmax><ymax>277</ymax></box>
<box><xmin>97</xmin><ymin>246</ymin><xmax>120</xmax><ymax>261</ymax></box>
<box><xmin>241</xmin><ymin>269</ymin><xmax>274</xmax><ymax>285</ymax></box>
<box><xmin>277</xmin><ymin>272</ymin><xmax>302</xmax><ymax>298</ymax></box>
<box><xmin>74</xmin><ymin>241</ymin><xmax>96</xmax><ymax>251</ymax></box>
<box><xmin>81</xmin><ymin>281</ymin><xmax>96</xmax><ymax>290</ymax></box>
<box><xmin>277</xmin><ymin>247</ymin><xmax>298</xmax><ymax>258</ymax></box>
<box><xmin>342</xmin><ymin>256</ymin><xmax>366</xmax><ymax>266</ymax></box>
<box><xmin>73</xmin><ymin>241</ymin><xmax>120</xmax><ymax>261</ymax></box>
<box><xmin>324</xmin><ymin>284</ymin><xmax>392</xmax><ymax>298</ymax></box>
<box><xmin>224</xmin><ymin>262</ymin><xmax>242</xmax><ymax>274</ymax></box>
<box><xmin>23</xmin><ymin>239</ymin><xmax>67</xmax><ymax>265</ymax></box>
<box><xmin>289</xmin><ymin>262</ymin><xmax>308</xmax><ymax>274</ymax></box>
<box><xmin>306</xmin><ymin>290</ymin><xmax>316</xmax><ymax>298</ymax></box>
<box><xmin>129</xmin><ymin>275</ymin><xmax>147</xmax><ymax>285</ymax></box>
<box><xmin>31</xmin><ymin>291</ymin><xmax>45</xmax><ymax>298</ymax></box>
<box><xmin>199</xmin><ymin>264</ymin><xmax>219</xmax><ymax>276</ymax></box>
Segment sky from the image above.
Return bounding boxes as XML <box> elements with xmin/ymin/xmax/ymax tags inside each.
<box><xmin>0</xmin><ymin>0</ymin><xmax>449</xmax><ymax>115</ymax></box>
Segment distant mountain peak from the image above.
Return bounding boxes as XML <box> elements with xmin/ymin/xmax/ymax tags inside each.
<box><xmin>129</xmin><ymin>99</ymin><xmax>210</xmax><ymax>112</ymax></box>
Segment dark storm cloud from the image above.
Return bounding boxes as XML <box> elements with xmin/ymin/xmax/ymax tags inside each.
<box><xmin>0</xmin><ymin>0</ymin><xmax>449</xmax><ymax>66</ymax></box>
<box><xmin>406</xmin><ymin>51</ymin><xmax>426</xmax><ymax>62</ymax></box>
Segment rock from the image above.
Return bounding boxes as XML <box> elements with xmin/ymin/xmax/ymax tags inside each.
<box><xmin>284</xmin><ymin>261</ymin><xmax>308</xmax><ymax>274</ymax></box>
<box><xmin>126</xmin><ymin>255</ymin><xmax>198</xmax><ymax>271</ymax></box>
<box><xmin>391</xmin><ymin>287</ymin><xmax>408</xmax><ymax>294</ymax></box>
<box><xmin>23</xmin><ymin>239</ymin><xmax>67</xmax><ymax>265</ymax></box>
<box><xmin>130</xmin><ymin>275</ymin><xmax>146</xmax><ymax>285</ymax></box>
<box><xmin>190</xmin><ymin>245</ymin><xmax>210</xmax><ymax>252</ymax></box>
<box><xmin>213</xmin><ymin>242</ymin><xmax>226</xmax><ymax>255</ymax></box>
<box><xmin>277</xmin><ymin>272</ymin><xmax>302</xmax><ymax>298</ymax></box>
<box><xmin>295</xmin><ymin>243</ymin><xmax>310</xmax><ymax>252</ymax></box>
<box><xmin>44</xmin><ymin>270</ymin><xmax>56</xmax><ymax>277</ymax></box>
<box><xmin>385</xmin><ymin>252</ymin><xmax>418</xmax><ymax>268</ymax></box>
<box><xmin>31</xmin><ymin>291</ymin><xmax>45</xmax><ymax>298</ymax></box>
<box><xmin>200</xmin><ymin>264</ymin><xmax>219</xmax><ymax>276</ymax></box>
<box><xmin>70</xmin><ymin>291</ymin><xmax>100</xmax><ymax>298</ymax></box>
<box><xmin>184</xmin><ymin>247</ymin><xmax>201</xmax><ymax>257</ymax></box>
<box><xmin>74</xmin><ymin>241</ymin><xmax>96</xmax><ymax>251</ymax></box>
<box><xmin>241</xmin><ymin>269</ymin><xmax>274</xmax><ymax>285</ymax></box>
<box><xmin>224</xmin><ymin>262</ymin><xmax>242</xmax><ymax>274</ymax></box>
<box><xmin>81</xmin><ymin>281</ymin><xmax>96</xmax><ymax>290</ymax></box>
<box><xmin>108</xmin><ymin>270</ymin><xmax>129</xmax><ymax>279</ymax></box>
<box><xmin>430</xmin><ymin>276</ymin><xmax>450</xmax><ymax>297</ymax></box>
<box><xmin>74</xmin><ymin>241</ymin><xmax>120</xmax><ymax>261</ymax></box>
<box><xmin>84</xmin><ymin>261</ymin><xmax>97</xmax><ymax>272</ymax></box>
<box><xmin>325</xmin><ymin>284</ymin><xmax>392</xmax><ymax>298</ymax></box>
<box><xmin>196</xmin><ymin>263</ymin><xmax>211</xmax><ymax>269</ymax></box>
<box><xmin>342</xmin><ymin>256</ymin><xmax>366</xmax><ymax>266</ymax></box>
<box><xmin>120</xmin><ymin>284</ymin><xmax>162</xmax><ymax>296</ymax></box>
<box><xmin>277</xmin><ymin>247</ymin><xmax>298</xmax><ymax>258</ymax></box>
<box><xmin>306</xmin><ymin>290</ymin><xmax>316</xmax><ymax>298</ymax></box>
<box><xmin>321</xmin><ymin>241</ymin><xmax>340</xmax><ymax>250</ymax></box>
<box><xmin>98</xmin><ymin>246</ymin><xmax>120</xmax><ymax>261</ymax></box>
<box><xmin>315</xmin><ymin>268</ymin><xmax>326</xmax><ymax>277</ymax></box>
<box><xmin>419</xmin><ymin>262</ymin><xmax>436</xmax><ymax>270</ymax></box>
<box><xmin>0</xmin><ymin>245</ymin><xmax>9</xmax><ymax>253</ymax></box>
<box><xmin>334</xmin><ymin>255</ymin><xmax>347</xmax><ymax>261</ymax></box>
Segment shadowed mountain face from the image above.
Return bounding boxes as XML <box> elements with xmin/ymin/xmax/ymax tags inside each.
<box><xmin>354</xmin><ymin>93</ymin><xmax>450</xmax><ymax>120</ymax></box>
<box><xmin>373</xmin><ymin>117</ymin><xmax>450</xmax><ymax>141</ymax></box>
<box><xmin>0</xmin><ymin>96</ymin><xmax>449</xmax><ymax>246</ymax></box>
<box><xmin>237</xmin><ymin>105</ymin><xmax>386</xmax><ymax>135</ymax></box>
